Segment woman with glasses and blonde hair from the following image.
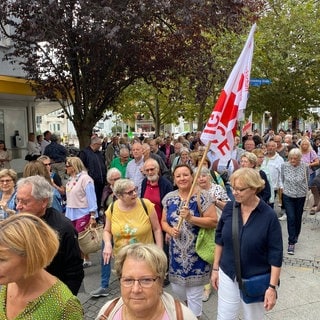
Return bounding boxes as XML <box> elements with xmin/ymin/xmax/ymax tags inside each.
<box><xmin>102</xmin><ymin>178</ymin><xmax>163</xmax><ymax>267</ymax></box>
<box><xmin>96</xmin><ymin>243</ymin><xmax>197</xmax><ymax>320</ymax></box>
<box><xmin>65</xmin><ymin>156</ymin><xmax>98</xmax><ymax>268</ymax></box>
<box><xmin>212</xmin><ymin>168</ymin><xmax>282</xmax><ymax>320</ymax></box>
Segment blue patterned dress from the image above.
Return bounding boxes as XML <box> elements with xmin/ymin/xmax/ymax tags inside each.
<box><xmin>162</xmin><ymin>189</ymin><xmax>213</xmax><ymax>287</ymax></box>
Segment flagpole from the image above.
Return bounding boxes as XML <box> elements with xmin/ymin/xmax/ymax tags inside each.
<box><xmin>177</xmin><ymin>142</ymin><xmax>212</xmax><ymax>230</ymax></box>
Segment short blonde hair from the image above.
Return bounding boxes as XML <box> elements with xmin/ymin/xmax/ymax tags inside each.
<box><xmin>0</xmin><ymin>169</ymin><xmax>17</xmax><ymax>183</ymax></box>
<box><xmin>115</xmin><ymin>243</ymin><xmax>167</xmax><ymax>283</ymax></box>
<box><xmin>0</xmin><ymin>214</ymin><xmax>59</xmax><ymax>277</ymax></box>
<box><xmin>113</xmin><ymin>178</ymin><xmax>135</xmax><ymax>196</ymax></box>
<box><xmin>230</xmin><ymin>167</ymin><xmax>265</xmax><ymax>194</ymax></box>
<box><xmin>66</xmin><ymin>157</ymin><xmax>86</xmax><ymax>174</ymax></box>
<box><xmin>241</xmin><ymin>152</ymin><xmax>258</xmax><ymax>167</ymax></box>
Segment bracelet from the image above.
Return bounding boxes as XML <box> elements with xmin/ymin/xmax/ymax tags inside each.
<box><xmin>269</xmin><ymin>284</ymin><xmax>276</xmax><ymax>290</ymax></box>
<box><xmin>212</xmin><ymin>268</ymin><xmax>219</xmax><ymax>272</ymax></box>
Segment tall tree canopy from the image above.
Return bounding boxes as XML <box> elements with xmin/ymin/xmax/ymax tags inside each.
<box><xmin>248</xmin><ymin>0</ymin><xmax>320</xmax><ymax>130</ymax></box>
<box><xmin>0</xmin><ymin>0</ymin><xmax>264</xmax><ymax>147</ymax></box>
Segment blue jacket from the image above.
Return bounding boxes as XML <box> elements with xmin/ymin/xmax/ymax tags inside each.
<box><xmin>215</xmin><ymin>200</ymin><xmax>283</xmax><ymax>280</ymax></box>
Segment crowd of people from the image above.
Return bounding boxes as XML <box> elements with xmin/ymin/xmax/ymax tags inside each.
<box><xmin>0</xmin><ymin>126</ymin><xmax>319</xmax><ymax>319</ymax></box>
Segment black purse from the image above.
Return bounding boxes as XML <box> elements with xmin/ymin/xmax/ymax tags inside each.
<box><xmin>232</xmin><ymin>203</ymin><xmax>271</xmax><ymax>304</ymax></box>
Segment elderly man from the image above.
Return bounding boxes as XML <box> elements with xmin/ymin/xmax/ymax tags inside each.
<box><xmin>109</xmin><ymin>147</ymin><xmax>131</xmax><ymax>178</ymax></box>
<box><xmin>79</xmin><ymin>135</ymin><xmax>107</xmax><ymax>211</ymax></box>
<box><xmin>125</xmin><ymin>142</ymin><xmax>145</xmax><ymax>195</ymax></box>
<box><xmin>15</xmin><ymin>175</ymin><xmax>84</xmax><ymax>295</ymax></box>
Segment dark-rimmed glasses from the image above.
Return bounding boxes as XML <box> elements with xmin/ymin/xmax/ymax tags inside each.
<box><xmin>120</xmin><ymin>277</ymin><xmax>159</xmax><ymax>288</ymax></box>
<box><xmin>122</xmin><ymin>186</ymin><xmax>138</xmax><ymax>196</ymax></box>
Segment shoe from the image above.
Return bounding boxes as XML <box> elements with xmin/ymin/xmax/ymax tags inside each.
<box><xmin>90</xmin><ymin>287</ymin><xmax>109</xmax><ymax>298</ymax></box>
<box><xmin>202</xmin><ymin>288</ymin><xmax>211</xmax><ymax>302</ymax></box>
<box><xmin>83</xmin><ymin>260</ymin><xmax>92</xmax><ymax>268</ymax></box>
<box><xmin>287</xmin><ymin>244</ymin><xmax>295</xmax><ymax>255</ymax></box>
<box><xmin>278</xmin><ymin>214</ymin><xmax>287</xmax><ymax>221</ymax></box>
<box><xmin>310</xmin><ymin>207</ymin><xmax>316</xmax><ymax>215</ymax></box>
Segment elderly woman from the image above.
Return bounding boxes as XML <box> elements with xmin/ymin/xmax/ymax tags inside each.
<box><xmin>96</xmin><ymin>243</ymin><xmax>197</xmax><ymax>320</ymax></box>
<box><xmin>281</xmin><ymin>148</ymin><xmax>309</xmax><ymax>255</ymax></box>
<box><xmin>161</xmin><ymin>164</ymin><xmax>217</xmax><ymax>318</ymax></box>
<box><xmin>196</xmin><ymin>166</ymin><xmax>230</xmax><ymax>302</ymax></box>
<box><xmin>240</xmin><ymin>152</ymin><xmax>271</xmax><ymax>205</ymax></box>
<box><xmin>171</xmin><ymin>147</ymin><xmax>192</xmax><ymax>172</ymax></box>
<box><xmin>0</xmin><ymin>169</ymin><xmax>17</xmax><ymax>219</ymax></box>
<box><xmin>212</xmin><ymin>168</ymin><xmax>283</xmax><ymax>320</ymax></box>
<box><xmin>65</xmin><ymin>156</ymin><xmax>98</xmax><ymax>268</ymax></box>
<box><xmin>300</xmin><ymin>138</ymin><xmax>319</xmax><ymax>184</ymax></box>
<box><xmin>102</xmin><ymin>178</ymin><xmax>163</xmax><ymax>265</ymax></box>
<box><xmin>0</xmin><ymin>214</ymin><xmax>83</xmax><ymax>319</ymax></box>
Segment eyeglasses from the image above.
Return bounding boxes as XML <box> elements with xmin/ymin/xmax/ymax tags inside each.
<box><xmin>43</xmin><ymin>162</ymin><xmax>52</xmax><ymax>166</ymax></box>
<box><xmin>15</xmin><ymin>198</ymin><xmax>29</xmax><ymax>206</ymax></box>
<box><xmin>65</xmin><ymin>164</ymin><xmax>72</xmax><ymax>168</ymax></box>
<box><xmin>145</xmin><ymin>167</ymin><xmax>156</xmax><ymax>172</ymax></box>
<box><xmin>0</xmin><ymin>179</ymin><xmax>13</xmax><ymax>184</ymax></box>
<box><xmin>231</xmin><ymin>186</ymin><xmax>251</xmax><ymax>193</ymax></box>
<box><xmin>123</xmin><ymin>186</ymin><xmax>138</xmax><ymax>196</ymax></box>
<box><xmin>120</xmin><ymin>277</ymin><xmax>159</xmax><ymax>288</ymax></box>
<box><xmin>109</xmin><ymin>177</ymin><xmax>121</xmax><ymax>182</ymax></box>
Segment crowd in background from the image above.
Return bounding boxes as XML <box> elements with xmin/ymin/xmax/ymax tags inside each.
<box><xmin>0</xmin><ymin>126</ymin><xmax>319</xmax><ymax>319</ymax></box>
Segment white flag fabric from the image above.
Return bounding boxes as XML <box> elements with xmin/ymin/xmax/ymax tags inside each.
<box><xmin>201</xmin><ymin>24</ymin><xmax>256</xmax><ymax>163</ymax></box>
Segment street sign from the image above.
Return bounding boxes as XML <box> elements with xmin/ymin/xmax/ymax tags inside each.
<box><xmin>250</xmin><ymin>78</ymin><xmax>272</xmax><ymax>87</ymax></box>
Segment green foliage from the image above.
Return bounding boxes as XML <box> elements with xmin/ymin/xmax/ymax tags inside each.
<box><xmin>248</xmin><ymin>0</ymin><xmax>320</xmax><ymax>129</ymax></box>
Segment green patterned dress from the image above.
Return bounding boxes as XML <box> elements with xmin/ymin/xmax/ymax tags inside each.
<box><xmin>0</xmin><ymin>280</ymin><xmax>83</xmax><ymax>319</ymax></box>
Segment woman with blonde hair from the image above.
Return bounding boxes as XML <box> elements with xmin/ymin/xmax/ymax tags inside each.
<box><xmin>65</xmin><ymin>156</ymin><xmax>98</xmax><ymax>268</ymax></box>
<box><xmin>212</xmin><ymin>168</ymin><xmax>282</xmax><ymax>320</ymax></box>
<box><xmin>0</xmin><ymin>213</ymin><xmax>83</xmax><ymax>319</ymax></box>
<box><xmin>300</xmin><ymin>138</ymin><xmax>319</xmax><ymax>185</ymax></box>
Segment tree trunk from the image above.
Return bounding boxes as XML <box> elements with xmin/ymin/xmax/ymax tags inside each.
<box><xmin>154</xmin><ymin>96</ymin><xmax>161</xmax><ymax>136</ymax></box>
<box><xmin>74</xmin><ymin>121</ymin><xmax>95</xmax><ymax>149</ymax></box>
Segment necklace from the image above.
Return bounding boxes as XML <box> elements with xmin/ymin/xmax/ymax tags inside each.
<box><xmin>66</xmin><ymin>172</ymin><xmax>82</xmax><ymax>192</ymax></box>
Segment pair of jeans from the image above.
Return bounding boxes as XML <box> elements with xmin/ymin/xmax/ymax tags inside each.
<box><xmin>282</xmin><ymin>194</ymin><xmax>305</xmax><ymax>245</ymax></box>
<box><xmin>101</xmin><ymin>241</ymin><xmax>111</xmax><ymax>288</ymax></box>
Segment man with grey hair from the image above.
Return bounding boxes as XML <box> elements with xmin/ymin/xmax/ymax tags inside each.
<box><xmin>15</xmin><ymin>175</ymin><xmax>84</xmax><ymax>295</ymax></box>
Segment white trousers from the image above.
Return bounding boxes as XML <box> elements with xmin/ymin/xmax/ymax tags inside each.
<box><xmin>217</xmin><ymin>269</ymin><xmax>264</xmax><ymax>320</ymax></box>
<box><xmin>171</xmin><ymin>283</ymin><xmax>203</xmax><ymax>317</ymax></box>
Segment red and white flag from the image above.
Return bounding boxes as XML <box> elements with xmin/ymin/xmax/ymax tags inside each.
<box><xmin>242</xmin><ymin>112</ymin><xmax>253</xmax><ymax>136</ymax></box>
<box><xmin>201</xmin><ymin>24</ymin><xmax>256</xmax><ymax>163</ymax></box>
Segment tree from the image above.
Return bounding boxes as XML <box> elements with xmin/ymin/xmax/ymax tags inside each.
<box><xmin>0</xmin><ymin>0</ymin><xmax>265</xmax><ymax>147</ymax></box>
<box><xmin>247</xmin><ymin>0</ymin><xmax>320</xmax><ymax>130</ymax></box>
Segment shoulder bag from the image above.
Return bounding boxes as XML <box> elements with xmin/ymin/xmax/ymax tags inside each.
<box><xmin>232</xmin><ymin>202</ymin><xmax>271</xmax><ymax>304</ymax></box>
<box><xmin>195</xmin><ymin>191</ymin><xmax>215</xmax><ymax>264</ymax></box>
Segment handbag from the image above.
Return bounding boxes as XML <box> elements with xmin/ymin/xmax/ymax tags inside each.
<box><xmin>78</xmin><ymin>224</ymin><xmax>104</xmax><ymax>255</ymax></box>
<box><xmin>195</xmin><ymin>191</ymin><xmax>215</xmax><ymax>264</ymax></box>
<box><xmin>303</xmin><ymin>164</ymin><xmax>314</xmax><ymax>212</ymax></box>
<box><xmin>232</xmin><ymin>203</ymin><xmax>271</xmax><ymax>304</ymax></box>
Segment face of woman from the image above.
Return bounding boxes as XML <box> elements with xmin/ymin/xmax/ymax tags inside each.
<box><xmin>121</xmin><ymin>185</ymin><xmax>138</xmax><ymax>204</ymax></box>
<box><xmin>240</xmin><ymin>157</ymin><xmax>254</xmax><ymax>168</ymax></box>
<box><xmin>0</xmin><ymin>143</ymin><xmax>4</xmax><ymax>150</ymax></box>
<box><xmin>174</xmin><ymin>167</ymin><xmax>193</xmax><ymax>190</ymax></box>
<box><xmin>180</xmin><ymin>152</ymin><xmax>189</xmax><ymax>163</ymax></box>
<box><xmin>232</xmin><ymin>178</ymin><xmax>256</xmax><ymax>204</ymax></box>
<box><xmin>0</xmin><ymin>175</ymin><xmax>14</xmax><ymax>193</ymax></box>
<box><xmin>120</xmin><ymin>257</ymin><xmax>162</xmax><ymax>315</ymax></box>
<box><xmin>289</xmin><ymin>155</ymin><xmax>300</xmax><ymax>167</ymax></box>
<box><xmin>300</xmin><ymin>141</ymin><xmax>309</xmax><ymax>151</ymax></box>
<box><xmin>0</xmin><ymin>246</ymin><xmax>27</xmax><ymax>285</ymax></box>
<box><xmin>256</xmin><ymin>154</ymin><xmax>264</xmax><ymax>166</ymax></box>
<box><xmin>197</xmin><ymin>174</ymin><xmax>211</xmax><ymax>190</ymax></box>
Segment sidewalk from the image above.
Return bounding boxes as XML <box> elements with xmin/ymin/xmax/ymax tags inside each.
<box><xmin>80</xmin><ymin>212</ymin><xmax>320</xmax><ymax>320</ymax></box>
